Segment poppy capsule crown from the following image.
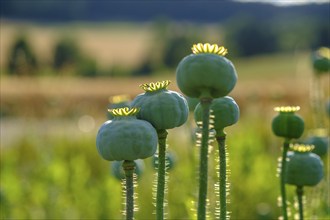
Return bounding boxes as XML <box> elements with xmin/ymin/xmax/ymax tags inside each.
<box><xmin>107</xmin><ymin>95</ymin><xmax>131</xmax><ymax>120</ymax></box>
<box><xmin>108</xmin><ymin>107</ymin><xmax>139</xmax><ymax>117</ymax></box>
<box><xmin>140</xmin><ymin>80</ymin><xmax>171</xmax><ymax>92</ymax></box>
<box><xmin>192</xmin><ymin>43</ymin><xmax>228</xmax><ymax>56</ymax></box>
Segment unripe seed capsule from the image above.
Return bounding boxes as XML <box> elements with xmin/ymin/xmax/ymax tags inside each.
<box><xmin>176</xmin><ymin>43</ymin><xmax>237</xmax><ymax>99</ymax></box>
<box><xmin>96</xmin><ymin>107</ymin><xmax>158</xmax><ymax>161</ymax></box>
<box><xmin>272</xmin><ymin>106</ymin><xmax>304</xmax><ymax>139</ymax></box>
<box><xmin>285</xmin><ymin>144</ymin><xmax>324</xmax><ymax>187</ymax></box>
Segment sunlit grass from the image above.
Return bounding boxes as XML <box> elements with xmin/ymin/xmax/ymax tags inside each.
<box><xmin>1</xmin><ymin>113</ymin><xmax>328</xmax><ymax>219</ymax></box>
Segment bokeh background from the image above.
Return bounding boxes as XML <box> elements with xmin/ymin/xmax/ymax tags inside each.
<box><xmin>1</xmin><ymin>0</ymin><xmax>329</xmax><ymax>219</ymax></box>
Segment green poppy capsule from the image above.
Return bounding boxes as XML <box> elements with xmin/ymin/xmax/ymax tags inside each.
<box><xmin>110</xmin><ymin>159</ymin><xmax>145</xmax><ymax>181</ymax></box>
<box><xmin>272</xmin><ymin>106</ymin><xmax>304</xmax><ymax>139</ymax></box>
<box><xmin>96</xmin><ymin>107</ymin><xmax>158</xmax><ymax>161</ymax></box>
<box><xmin>304</xmin><ymin>134</ymin><xmax>329</xmax><ymax>157</ymax></box>
<box><xmin>194</xmin><ymin>96</ymin><xmax>239</xmax><ymax>134</ymax></box>
<box><xmin>312</xmin><ymin>47</ymin><xmax>330</xmax><ymax>74</ymax></box>
<box><xmin>285</xmin><ymin>144</ymin><xmax>324</xmax><ymax>187</ymax></box>
<box><xmin>176</xmin><ymin>43</ymin><xmax>238</xmax><ymax>99</ymax></box>
<box><xmin>131</xmin><ymin>80</ymin><xmax>189</xmax><ymax>130</ymax></box>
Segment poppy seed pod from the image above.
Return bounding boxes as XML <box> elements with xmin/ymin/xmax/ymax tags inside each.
<box><xmin>285</xmin><ymin>144</ymin><xmax>324</xmax><ymax>187</ymax></box>
<box><xmin>272</xmin><ymin>106</ymin><xmax>304</xmax><ymax>139</ymax></box>
<box><xmin>96</xmin><ymin>107</ymin><xmax>158</xmax><ymax>161</ymax></box>
<box><xmin>176</xmin><ymin>43</ymin><xmax>237</xmax><ymax>99</ymax></box>
<box><xmin>194</xmin><ymin>96</ymin><xmax>239</xmax><ymax>134</ymax></box>
<box><xmin>304</xmin><ymin>135</ymin><xmax>329</xmax><ymax>157</ymax></box>
<box><xmin>312</xmin><ymin>47</ymin><xmax>330</xmax><ymax>74</ymax></box>
<box><xmin>131</xmin><ymin>80</ymin><xmax>189</xmax><ymax>130</ymax></box>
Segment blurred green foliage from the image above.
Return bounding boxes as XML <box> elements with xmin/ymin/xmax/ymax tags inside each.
<box><xmin>52</xmin><ymin>37</ymin><xmax>98</xmax><ymax>77</ymax></box>
<box><xmin>134</xmin><ymin>21</ymin><xmax>203</xmax><ymax>76</ymax></box>
<box><xmin>7</xmin><ymin>35</ymin><xmax>38</xmax><ymax>76</ymax></box>
<box><xmin>1</xmin><ymin>116</ymin><xmax>328</xmax><ymax>219</ymax></box>
<box><xmin>53</xmin><ymin>37</ymin><xmax>80</xmax><ymax>71</ymax></box>
<box><xmin>224</xmin><ymin>17</ymin><xmax>279</xmax><ymax>57</ymax></box>
<box><xmin>3</xmin><ymin>17</ymin><xmax>329</xmax><ymax>77</ymax></box>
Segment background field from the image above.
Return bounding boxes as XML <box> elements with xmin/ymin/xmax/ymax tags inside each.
<box><xmin>1</xmin><ymin>20</ymin><xmax>329</xmax><ymax>220</ymax></box>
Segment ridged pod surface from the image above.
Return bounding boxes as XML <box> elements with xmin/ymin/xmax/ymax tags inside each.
<box><xmin>131</xmin><ymin>80</ymin><xmax>189</xmax><ymax>130</ymax></box>
<box><xmin>272</xmin><ymin>106</ymin><xmax>304</xmax><ymax>139</ymax></box>
<box><xmin>96</xmin><ymin>108</ymin><xmax>157</xmax><ymax>161</ymax></box>
<box><xmin>285</xmin><ymin>145</ymin><xmax>323</xmax><ymax>186</ymax></box>
<box><xmin>176</xmin><ymin>43</ymin><xmax>237</xmax><ymax>99</ymax></box>
<box><xmin>194</xmin><ymin>96</ymin><xmax>239</xmax><ymax>133</ymax></box>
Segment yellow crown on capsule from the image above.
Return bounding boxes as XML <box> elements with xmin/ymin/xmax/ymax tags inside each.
<box><xmin>192</xmin><ymin>43</ymin><xmax>228</xmax><ymax>56</ymax></box>
<box><xmin>140</xmin><ymin>80</ymin><xmax>171</xmax><ymax>92</ymax></box>
<box><xmin>290</xmin><ymin>143</ymin><xmax>314</xmax><ymax>153</ymax></box>
<box><xmin>108</xmin><ymin>107</ymin><xmax>139</xmax><ymax>116</ymax></box>
<box><xmin>274</xmin><ymin>106</ymin><xmax>300</xmax><ymax>113</ymax></box>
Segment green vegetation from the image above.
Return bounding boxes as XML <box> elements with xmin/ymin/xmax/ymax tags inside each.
<box><xmin>1</xmin><ymin>115</ymin><xmax>328</xmax><ymax>219</ymax></box>
<box><xmin>7</xmin><ymin>35</ymin><xmax>38</xmax><ymax>76</ymax></box>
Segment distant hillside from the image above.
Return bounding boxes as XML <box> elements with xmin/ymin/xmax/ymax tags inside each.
<box><xmin>1</xmin><ymin>1</ymin><xmax>329</xmax><ymax>23</ymax></box>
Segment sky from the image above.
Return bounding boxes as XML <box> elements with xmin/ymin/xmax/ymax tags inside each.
<box><xmin>234</xmin><ymin>0</ymin><xmax>329</xmax><ymax>6</ymax></box>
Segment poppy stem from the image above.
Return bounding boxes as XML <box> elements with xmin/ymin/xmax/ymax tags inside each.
<box><xmin>296</xmin><ymin>186</ymin><xmax>304</xmax><ymax>220</ymax></box>
<box><xmin>197</xmin><ymin>97</ymin><xmax>212</xmax><ymax>220</ymax></box>
<box><xmin>280</xmin><ymin>139</ymin><xmax>290</xmax><ymax>220</ymax></box>
<box><xmin>216</xmin><ymin>133</ymin><xmax>228</xmax><ymax>220</ymax></box>
<box><xmin>122</xmin><ymin>160</ymin><xmax>136</xmax><ymax>220</ymax></box>
<box><xmin>156</xmin><ymin>129</ymin><xmax>168</xmax><ymax>220</ymax></box>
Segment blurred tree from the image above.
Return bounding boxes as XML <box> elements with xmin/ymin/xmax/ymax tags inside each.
<box><xmin>7</xmin><ymin>35</ymin><xmax>38</xmax><ymax>76</ymax></box>
<box><xmin>163</xmin><ymin>34</ymin><xmax>197</xmax><ymax>68</ymax></box>
<box><xmin>273</xmin><ymin>16</ymin><xmax>328</xmax><ymax>52</ymax></box>
<box><xmin>52</xmin><ymin>37</ymin><xmax>99</xmax><ymax>77</ymax></box>
<box><xmin>77</xmin><ymin>57</ymin><xmax>98</xmax><ymax>77</ymax></box>
<box><xmin>132</xmin><ymin>58</ymin><xmax>155</xmax><ymax>76</ymax></box>
<box><xmin>225</xmin><ymin>17</ymin><xmax>279</xmax><ymax>57</ymax></box>
<box><xmin>134</xmin><ymin>20</ymin><xmax>203</xmax><ymax>75</ymax></box>
<box><xmin>53</xmin><ymin>37</ymin><xmax>81</xmax><ymax>73</ymax></box>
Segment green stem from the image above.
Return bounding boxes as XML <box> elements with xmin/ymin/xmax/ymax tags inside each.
<box><xmin>198</xmin><ymin>97</ymin><xmax>212</xmax><ymax>220</ymax></box>
<box><xmin>280</xmin><ymin>139</ymin><xmax>290</xmax><ymax>220</ymax></box>
<box><xmin>296</xmin><ymin>186</ymin><xmax>304</xmax><ymax>220</ymax></box>
<box><xmin>122</xmin><ymin>160</ymin><xmax>136</xmax><ymax>220</ymax></box>
<box><xmin>216</xmin><ymin>133</ymin><xmax>227</xmax><ymax>220</ymax></box>
<box><xmin>156</xmin><ymin>129</ymin><xmax>168</xmax><ymax>220</ymax></box>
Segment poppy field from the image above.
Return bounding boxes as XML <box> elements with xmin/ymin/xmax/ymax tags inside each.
<box><xmin>1</xmin><ymin>46</ymin><xmax>329</xmax><ymax>220</ymax></box>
